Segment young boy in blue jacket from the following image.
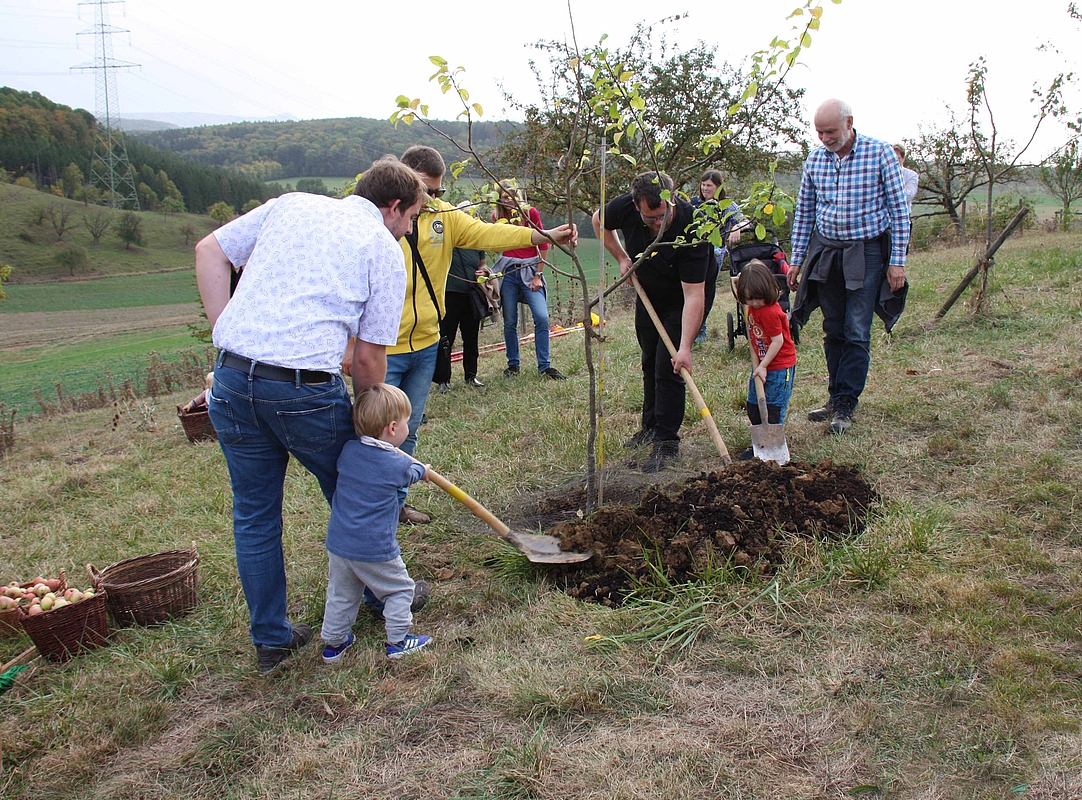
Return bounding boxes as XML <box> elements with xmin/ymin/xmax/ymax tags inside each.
<box><xmin>320</xmin><ymin>383</ymin><xmax>432</xmax><ymax>662</ymax></box>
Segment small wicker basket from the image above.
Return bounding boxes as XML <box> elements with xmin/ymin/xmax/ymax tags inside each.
<box><xmin>177</xmin><ymin>404</ymin><xmax>217</xmax><ymax>443</ymax></box>
<box><xmin>18</xmin><ymin>589</ymin><xmax>108</xmax><ymax>662</ymax></box>
<box><xmin>88</xmin><ymin>544</ymin><xmax>199</xmax><ymax>626</ymax></box>
<box><xmin>0</xmin><ymin>570</ymin><xmax>67</xmax><ymax>638</ymax></box>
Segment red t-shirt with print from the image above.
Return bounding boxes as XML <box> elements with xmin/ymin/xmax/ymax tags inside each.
<box><xmin>747</xmin><ymin>301</ymin><xmax>796</xmax><ymax>370</ymax></box>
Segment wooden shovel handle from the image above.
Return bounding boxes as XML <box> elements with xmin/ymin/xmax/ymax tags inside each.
<box><xmin>424</xmin><ymin>467</ymin><xmax>513</xmax><ymax>537</ymax></box>
<box><xmin>631</xmin><ymin>277</ymin><xmax>731</xmax><ymax>465</ymax></box>
<box><xmin>748</xmin><ymin>336</ymin><xmax>770</xmax><ymax>421</ymax></box>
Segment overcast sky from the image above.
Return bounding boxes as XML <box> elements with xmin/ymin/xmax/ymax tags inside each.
<box><xmin>2</xmin><ymin>0</ymin><xmax>1079</xmax><ymax>158</ymax></box>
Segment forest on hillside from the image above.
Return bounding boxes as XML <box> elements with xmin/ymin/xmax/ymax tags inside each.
<box><xmin>0</xmin><ymin>87</ymin><xmax>269</xmax><ymax>213</ymax></box>
<box><xmin>133</xmin><ymin>117</ymin><xmax>509</xmax><ymax>180</ymax></box>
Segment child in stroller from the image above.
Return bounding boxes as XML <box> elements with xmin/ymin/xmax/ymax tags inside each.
<box><xmin>724</xmin><ymin>237</ymin><xmax>797</xmax><ymax>351</ymax></box>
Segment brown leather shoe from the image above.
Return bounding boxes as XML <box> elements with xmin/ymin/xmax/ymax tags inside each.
<box><xmin>399</xmin><ymin>504</ymin><xmax>431</xmax><ymax>525</ymax></box>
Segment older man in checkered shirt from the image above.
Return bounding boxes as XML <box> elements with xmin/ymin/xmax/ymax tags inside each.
<box><xmin>787</xmin><ymin>98</ymin><xmax>911</xmax><ymax>434</ymax></box>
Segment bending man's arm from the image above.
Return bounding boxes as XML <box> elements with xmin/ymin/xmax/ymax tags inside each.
<box><xmin>194</xmin><ymin>234</ymin><xmax>233</xmax><ymax>328</ymax></box>
<box><xmin>592</xmin><ymin>209</ymin><xmax>634</xmax><ymax>275</ymax></box>
<box><xmin>673</xmin><ymin>280</ymin><xmax>705</xmax><ymax>375</ymax></box>
<box><xmin>350</xmin><ymin>339</ymin><xmax>387</xmax><ymax>396</ymax></box>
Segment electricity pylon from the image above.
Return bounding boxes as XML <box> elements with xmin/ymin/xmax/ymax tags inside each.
<box><xmin>72</xmin><ymin>0</ymin><xmax>140</xmax><ymax>210</ymax></box>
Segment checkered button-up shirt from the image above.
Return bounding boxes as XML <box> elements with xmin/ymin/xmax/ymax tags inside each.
<box><xmin>789</xmin><ymin>132</ymin><xmax>911</xmax><ymax>268</ymax></box>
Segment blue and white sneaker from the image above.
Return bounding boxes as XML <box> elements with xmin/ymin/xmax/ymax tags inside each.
<box><xmin>321</xmin><ymin>632</ymin><xmax>356</xmax><ymax>664</ymax></box>
<box><xmin>386</xmin><ymin>633</ymin><xmax>432</xmax><ymax>659</ymax></box>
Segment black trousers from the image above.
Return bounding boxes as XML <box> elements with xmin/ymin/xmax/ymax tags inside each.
<box><xmin>440</xmin><ymin>292</ymin><xmax>481</xmax><ymax>380</ymax></box>
<box><xmin>635</xmin><ymin>297</ymin><xmax>685</xmax><ymax>441</ymax></box>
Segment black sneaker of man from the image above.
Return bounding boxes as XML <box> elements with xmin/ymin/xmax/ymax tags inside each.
<box><xmin>737</xmin><ymin>447</ymin><xmax>754</xmax><ymax>461</ymax></box>
<box><xmin>542</xmin><ymin>367</ymin><xmax>567</xmax><ymax>380</ymax></box>
<box><xmin>410</xmin><ymin>579</ymin><xmax>432</xmax><ymax>613</ymax></box>
<box><xmin>623</xmin><ymin>428</ymin><xmax>656</xmax><ymax>448</ymax></box>
<box><xmin>829</xmin><ymin>402</ymin><xmax>854</xmax><ymax>434</ymax></box>
<box><xmin>503</xmin><ymin>366</ymin><xmax>520</xmax><ymax>378</ymax></box>
<box><xmin>400</xmin><ymin>504</ymin><xmax>431</xmax><ymax>525</ymax></box>
<box><xmin>807</xmin><ymin>400</ymin><xmax>834</xmax><ymax>422</ymax></box>
<box><xmin>368</xmin><ymin>579</ymin><xmax>433</xmax><ymax>622</ymax></box>
<box><xmin>464</xmin><ymin>376</ymin><xmax>485</xmax><ymax>388</ymax></box>
<box><xmin>643</xmin><ymin>440</ymin><xmax>679</xmax><ymax>473</ymax></box>
<box><xmin>256</xmin><ymin>623</ymin><xmax>312</xmax><ymax>675</ymax></box>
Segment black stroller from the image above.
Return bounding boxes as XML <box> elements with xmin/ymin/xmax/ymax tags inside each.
<box><xmin>723</xmin><ymin>237</ymin><xmax>797</xmax><ymax>351</ymax></box>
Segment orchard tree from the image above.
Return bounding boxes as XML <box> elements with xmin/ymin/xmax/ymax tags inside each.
<box><xmin>490</xmin><ymin>28</ymin><xmax>807</xmax><ymax>217</ymax></box>
<box><xmin>391</xmin><ymin>1</ymin><xmax>840</xmax><ymax>508</ymax></box>
<box><xmin>54</xmin><ymin>243</ymin><xmax>89</xmax><ymax>276</ymax></box>
<box><xmin>0</xmin><ymin>263</ymin><xmax>12</xmax><ymax>302</ymax></box>
<box><xmin>966</xmin><ymin>56</ymin><xmax>1070</xmax><ymax>306</ymax></box>
<box><xmin>115</xmin><ymin>211</ymin><xmax>144</xmax><ymax>250</ymax></box>
<box><xmin>82</xmin><ymin>208</ymin><xmax>113</xmax><ymax>245</ymax></box>
<box><xmin>1038</xmin><ymin>138</ymin><xmax>1082</xmax><ymax>228</ymax></box>
<box><xmin>46</xmin><ymin>203</ymin><xmax>75</xmax><ymax>242</ymax></box>
<box><xmin>905</xmin><ymin>108</ymin><xmax>988</xmax><ymax>240</ymax></box>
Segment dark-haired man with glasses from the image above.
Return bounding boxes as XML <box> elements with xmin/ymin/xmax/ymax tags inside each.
<box><xmin>592</xmin><ymin>170</ymin><xmax>710</xmax><ymax>473</ymax></box>
<box><xmin>345</xmin><ymin>145</ymin><xmax>577</xmax><ymax>528</ymax></box>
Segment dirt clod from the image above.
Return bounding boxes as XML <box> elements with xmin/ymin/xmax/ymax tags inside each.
<box><xmin>546</xmin><ymin>459</ymin><xmax>875</xmax><ymax>606</ymax></box>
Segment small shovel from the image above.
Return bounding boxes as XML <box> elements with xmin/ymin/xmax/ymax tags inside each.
<box><xmin>748</xmin><ymin>346</ymin><xmax>791</xmax><ymax>465</ymax></box>
<box><xmin>424</xmin><ymin>468</ymin><xmax>593</xmax><ymax>564</ymax></box>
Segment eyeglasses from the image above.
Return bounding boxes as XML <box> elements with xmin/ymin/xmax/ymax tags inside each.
<box><xmin>638</xmin><ymin>205</ymin><xmax>670</xmax><ymax>224</ymax></box>
<box><xmin>425</xmin><ymin>186</ymin><xmax>446</xmax><ymax>198</ymax></box>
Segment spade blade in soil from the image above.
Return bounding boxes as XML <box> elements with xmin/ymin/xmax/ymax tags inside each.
<box><xmin>506</xmin><ymin>530</ymin><xmax>594</xmax><ymax>564</ymax></box>
<box><xmin>750</xmin><ymin>421</ymin><xmax>791</xmax><ymax>465</ymax></box>
<box><xmin>425</xmin><ymin>467</ymin><xmax>593</xmax><ymax>564</ymax></box>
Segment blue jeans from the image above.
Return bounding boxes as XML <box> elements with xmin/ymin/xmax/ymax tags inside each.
<box><xmin>500</xmin><ymin>258</ymin><xmax>551</xmax><ymax>372</ymax></box>
<box><xmin>816</xmin><ymin>239</ymin><xmax>884</xmax><ymax>411</ymax></box>
<box><xmin>207</xmin><ymin>359</ymin><xmax>355</xmax><ymax>649</ymax></box>
<box><xmin>746</xmin><ymin>366</ymin><xmax>796</xmax><ymax>424</ymax></box>
<box><xmin>385</xmin><ymin>343</ymin><xmax>438</xmax><ymax>506</ymax></box>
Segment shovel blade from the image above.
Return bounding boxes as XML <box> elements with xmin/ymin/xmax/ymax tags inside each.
<box><xmin>506</xmin><ymin>530</ymin><xmax>593</xmax><ymax>564</ymax></box>
<box><xmin>750</xmin><ymin>423</ymin><xmax>791</xmax><ymax>465</ymax></box>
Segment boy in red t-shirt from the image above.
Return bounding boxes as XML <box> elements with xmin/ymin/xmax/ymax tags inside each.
<box><xmin>737</xmin><ymin>259</ymin><xmax>797</xmax><ymax>459</ymax></box>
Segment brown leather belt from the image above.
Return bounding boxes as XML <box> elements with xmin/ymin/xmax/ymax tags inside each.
<box><xmin>218</xmin><ymin>352</ymin><xmax>333</xmax><ymax>384</ymax></box>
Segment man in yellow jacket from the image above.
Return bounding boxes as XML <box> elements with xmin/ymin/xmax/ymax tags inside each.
<box><xmin>347</xmin><ymin>145</ymin><xmax>577</xmax><ymax>526</ymax></box>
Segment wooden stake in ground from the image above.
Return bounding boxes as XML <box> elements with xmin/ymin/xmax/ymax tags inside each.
<box><xmin>930</xmin><ymin>206</ymin><xmax>1029</xmax><ymax>324</ymax></box>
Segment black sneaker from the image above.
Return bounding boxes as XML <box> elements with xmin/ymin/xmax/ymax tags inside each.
<box><xmin>542</xmin><ymin>367</ymin><xmax>567</xmax><ymax>380</ymax></box>
<box><xmin>464</xmin><ymin>376</ymin><xmax>485</xmax><ymax>388</ymax></box>
<box><xmin>256</xmin><ymin>623</ymin><xmax>312</xmax><ymax>674</ymax></box>
<box><xmin>829</xmin><ymin>404</ymin><xmax>853</xmax><ymax>434</ymax></box>
<box><xmin>807</xmin><ymin>400</ymin><xmax>834</xmax><ymax>422</ymax></box>
<box><xmin>643</xmin><ymin>440</ymin><xmax>679</xmax><ymax>473</ymax></box>
<box><xmin>411</xmin><ymin>579</ymin><xmax>432</xmax><ymax>613</ymax></box>
<box><xmin>367</xmin><ymin>580</ymin><xmax>433</xmax><ymax>621</ymax></box>
<box><xmin>623</xmin><ymin>428</ymin><xmax>656</xmax><ymax>448</ymax></box>
<box><xmin>503</xmin><ymin>366</ymin><xmax>520</xmax><ymax>378</ymax></box>
<box><xmin>437</xmin><ymin>382</ymin><xmax>451</xmax><ymax>394</ymax></box>
<box><xmin>737</xmin><ymin>447</ymin><xmax>754</xmax><ymax>461</ymax></box>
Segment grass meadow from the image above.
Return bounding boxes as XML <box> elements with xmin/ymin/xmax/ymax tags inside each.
<box><xmin>0</xmin><ymin>183</ymin><xmax>217</xmax><ymax>282</ymax></box>
<box><xmin>0</xmin><ymin>232</ymin><xmax>1080</xmax><ymax>798</ymax></box>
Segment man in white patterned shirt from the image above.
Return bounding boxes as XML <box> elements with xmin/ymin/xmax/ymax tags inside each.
<box><xmin>195</xmin><ymin>156</ymin><xmax>425</xmax><ymax>674</ymax></box>
<box><xmin>787</xmin><ymin>98</ymin><xmax>910</xmax><ymax>434</ymax></box>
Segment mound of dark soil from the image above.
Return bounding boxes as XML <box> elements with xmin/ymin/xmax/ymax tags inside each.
<box><xmin>548</xmin><ymin>459</ymin><xmax>876</xmax><ymax>606</ymax></box>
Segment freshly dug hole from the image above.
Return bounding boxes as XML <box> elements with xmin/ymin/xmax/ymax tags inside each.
<box><xmin>546</xmin><ymin>459</ymin><xmax>876</xmax><ymax>606</ymax></box>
